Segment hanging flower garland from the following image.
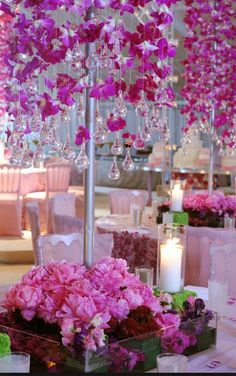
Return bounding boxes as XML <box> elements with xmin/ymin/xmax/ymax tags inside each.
<box><xmin>0</xmin><ymin>0</ymin><xmax>179</xmax><ymax>172</ymax></box>
<box><xmin>0</xmin><ymin>10</ymin><xmax>12</xmax><ymax>121</ymax></box>
<box><xmin>181</xmin><ymin>0</ymin><xmax>236</xmax><ymax>153</ymax></box>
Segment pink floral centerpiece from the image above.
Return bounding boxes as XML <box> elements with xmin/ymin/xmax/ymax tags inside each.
<box><xmin>0</xmin><ymin>257</ymin><xmax>216</xmax><ymax>372</ymax></box>
<box><xmin>158</xmin><ymin>191</ymin><xmax>236</xmax><ymax>227</ymax></box>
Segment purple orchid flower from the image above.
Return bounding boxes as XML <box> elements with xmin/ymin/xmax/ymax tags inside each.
<box><xmin>107</xmin><ymin>114</ymin><xmax>126</xmax><ymax>132</ymax></box>
<box><xmin>75</xmin><ymin>125</ymin><xmax>90</xmax><ymax>146</ymax></box>
<box><xmin>38</xmin><ymin>93</ymin><xmax>59</xmax><ymax>120</ymax></box>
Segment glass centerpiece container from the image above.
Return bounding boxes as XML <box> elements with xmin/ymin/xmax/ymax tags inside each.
<box><xmin>0</xmin><ymin>311</ymin><xmax>217</xmax><ymax>373</ymax></box>
<box><xmin>157</xmin><ymin>224</ymin><xmax>187</xmax><ymax>293</ymax></box>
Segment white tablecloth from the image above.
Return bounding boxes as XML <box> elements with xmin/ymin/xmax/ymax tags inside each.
<box><xmin>148</xmin><ymin>285</ymin><xmax>236</xmax><ymax>373</ymax></box>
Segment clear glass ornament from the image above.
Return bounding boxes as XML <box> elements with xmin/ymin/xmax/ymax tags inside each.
<box><xmin>149</xmin><ymin>107</ymin><xmax>161</xmax><ymax>131</ymax></box>
<box><xmin>30</xmin><ymin>116</ymin><xmax>42</xmax><ymax>133</ymax></box>
<box><xmin>158</xmin><ymin>117</ymin><xmax>170</xmax><ymax>141</ymax></box>
<box><xmin>60</xmin><ymin>137</ymin><xmax>76</xmax><ymax>160</ymax></box>
<box><xmin>108</xmin><ymin>156</ymin><xmax>120</xmax><ymax>180</ymax></box>
<box><xmin>21</xmin><ymin>149</ymin><xmax>33</xmax><ymax>168</ymax></box>
<box><xmin>49</xmin><ymin>116</ymin><xmax>58</xmax><ymax>129</ymax></box>
<box><xmin>155</xmin><ymin>85</ymin><xmax>169</xmax><ymax>105</ymax></box>
<box><xmin>95</xmin><ymin>104</ymin><xmax>103</xmax><ymax>126</ymax></box>
<box><xmin>76</xmin><ymin>96</ymin><xmax>85</xmax><ymax>118</ymax></box>
<box><xmin>72</xmin><ymin>60</ymin><xmax>82</xmax><ymax>72</ymax></box>
<box><xmin>141</xmin><ymin>118</ymin><xmax>152</xmax><ymax>141</ymax></box>
<box><xmin>51</xmin><ymin>129</ymin><xmax>63</xmax><ymax>152</ymax></box>
<box><xmin>75</xmin><ymin>143</ymin><xmax>89</xmax><ymax>170</ymax></box>
<box><xmin>72</xmin><ymin>43</ymin><xmax>84</xmax><ymax>60</ymax></box>
<box><xmin>34</xmin><ymin>144</ymin><xmax>45</xmax><ymax>161</ymax></box>
<box><xmin>65</xmin><ymin>50</ymin><xmax>73</xmax><ymax>62</ymax></box>
<box><xmin>122</xmin><ymin>148</ymin><xmax>135</xmax><ymax>171</ymax></box>
<box><xmin>86</xmin><ymin>51</ymin><xmax>97</xmax><ymax>70</ymax></box>
<box><xmin>40</xmin><ymin>124</ymin><xmax>53</xmax><ymax>145</ymax></box>
<box><xmin>60</xmin><ymin>109</ymin><xmax>71</xmax><ymax>124</ymax></box>
<box><xmin>97</xmin><ymin>45</ymin><xmax>110</xmax><ymax>69</ymax></box>
<box><xmin>27</xmin><ymin>77</ymin><xmax>38</xmax><ymax>95</ymax></box>
<box><xmin>111</xmin><ymin>132</ymin><xmax>123</xmax><ymax>155</ymax></box>
<box><xmin>9</xmin><ymin>145</ymin><xmax>24</xmax><ymax>165</ymax></box>
<box><xmin>14</xmin><ymin>116</ymin><xmax>26</xmax><ymax>135</ymax></box>
<box><xmin>113</xmin><ymin>90</ymin><xmax>127</xmax><ymax>118</ymax></box>
<box><xmin>94</xmin><ymin>126</ymin><xmax>107</xmax><ymax>145</ymax></box>
<box><xmin>135</xmin><ymin>91</ymin><xmax>149</xmax><ymax>117</ymax></box>
<box><xmin>133</xmin><ymin>131</ymin><xmax>145</xmax><ymax>150</ymax></box>
<box><xmin>8</xmin><ymin>132</ymin><xmax>20</xmax><ymax>148</ymax></box>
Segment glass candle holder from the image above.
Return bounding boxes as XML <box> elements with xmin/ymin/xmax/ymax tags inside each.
<box><xmin>170</xmin><ymin>180</ymin><xmax>185</xmax><ymax>212</ymax></box>
<box><xmin>224</xmin><ymin>215</ymin><xmax>235</xmax><ymax>229</ymax></box>
<box><xmin>157</xmin><ymin>224</ymin><xmax>186</xmax><ymax>293</ymax></box>
<box><xmin>135</xmin><ymin>266</ymin><xmax>154</xmax><ymax>287</ymax></box>
<box><xmin>130</xmin><ymin>203</ymin><xmax>143</xmax><ymax>227</ymax></box>
<box><xmin>156</xmin><ymin>353</ymin><xmax>188</xmax><ymax>373</ymax></box>
<box><xmin>0</xmin><ymin>352</ymin><xmax>30</xmax><ymax>373</ymax></box>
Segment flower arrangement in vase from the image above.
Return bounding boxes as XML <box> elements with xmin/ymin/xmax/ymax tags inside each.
<box><xmin>0</xmin><ymin>257</ymin><xmax>216</xmax><ymax>373</ymax></box>
<box><xmin>157</xmin><ymin>191</ymin><xmax>236</xmax><ymax>227</ymax></box>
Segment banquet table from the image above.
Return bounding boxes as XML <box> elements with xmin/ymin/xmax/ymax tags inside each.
<box><xmin>95</xmin><ymin>214</ymin><xmax>236</xmax><ymax>292</ymax></box>
<box><xmin>95</xmin><ymin>213</ymin><xmax>159</xmax><ymax>279</ymax></box>
<box><xmin>148</xmin><ymin>285</ymin><xmax>236</xmax><ymax>373</ymax></box>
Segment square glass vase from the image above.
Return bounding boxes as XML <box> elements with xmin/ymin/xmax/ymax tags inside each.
<box><xmin>0</xmin><ymin>312</ymin><xmax>217</xmax><ymax>373</ymax></box>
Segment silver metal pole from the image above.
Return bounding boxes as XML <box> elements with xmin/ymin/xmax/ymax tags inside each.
<box><xmin>208</xmin><ymin>106</ymin><xmax>215</xmax><ymax>195</ymax></box>
<box><xmin>208</xmin><ymin>16</ymin><xmax>217</xmax><ymax>195</ymax></box>
<box><xmin>84</xmin><ymin>5</ymin><xmax>96</xmax><ymax>267</ymax></box>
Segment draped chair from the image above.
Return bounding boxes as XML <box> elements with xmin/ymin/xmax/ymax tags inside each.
<box><xmin>24</xmin><ymin>163</ymin><xmax>71</xmax><ymax>233</ymax></box>
<box><xmin>185</xmin><ymin>226</ymin><xmax>236</xmax><ymax>289</ymax></box>
<box><xmin>68</xmin><ymin>185</ymin><xmax>84</xmax><ymax>218</ymax></box>
<box><xmin>36</xmin><ymin>232</ymin><xmax>113</xmax><ymax>265</ymax></box>
<box><xmin>36</xmin><ymin>232</ymin><xmax>84</xmax><ymax>265</ymax></box>
<box><xmin>50</xmin><ymin>192</ymin><xmax>84</xmax><ymax>234</ymax></box>
<box><xmin>208</xmin><ymin>239</ymin><xmax>236</xmax><ymax>298</ymax></box>
<box><xmin>108</xmin><ymin>189</ymin><xmax>148</xmax><ymax>215</ymax></box>
<box><xmin>0</xmin><ymin>164</ymin><xmax>22</xmax><ymax>236</ymax></box>
<box><xmin>26</xmin><ymin>202</ymin><xmax>41</xmax><ymax>265</ymax></box>
<box><xmin>53</xmin><ymin>214</ymin><xmax>84</xmax><ymax>234</ymax></box>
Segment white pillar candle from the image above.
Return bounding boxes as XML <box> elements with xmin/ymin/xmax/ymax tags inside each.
<box><xmin>159</xmin><ymin>237</ymin><xmax>183</xmax><ymax>293</ymax></box>
<box><xmin>171</xmin><ymin>184</ymin><xmax>183</xmax><ymax>212</ymax></box>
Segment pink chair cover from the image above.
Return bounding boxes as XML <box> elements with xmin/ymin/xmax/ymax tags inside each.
<box><xmin>50</xmin><ymin>193</ymin><xmax>77</xmax><ymax>233</ymax></box>
<box><xmin>20</xmin><ymin>168</ymin><xmax>46</xmax><ymax>196</ymax></box>
<box><xmin>185</xmin><ymin>227</ymin><xmax>236</xmax><ymax>289</ymax></box>
<box><xmin>94</xmin><ymin>233</ymin><xmax>114</xmax><ymax>262</ymax></box>
<box><xmin>53</xmin><ymin>214</ymin><xmax>84</xmax><ymax>234</ymax></box>
<box><xmin>24</xmin><ymin>163</ymin><xmax>71</xmax><ymax>233</ymax></box>
<box><xmin>36</xmin><ymin>232</ymin><xmax>113</xmax><ymax>265</ymax></box>
<box><xmin>68</xmin><ymin>186</ymin><xmax>84</xmax><ymax>218</ymax></box>
<box><xmin>0</xmin><ymin>165</ymin><xmax>22</xmax><ymax>236</ymax></box>
<box><xmin>109</xmin><ymin>189</ymin><xmax>148</xmax><ymax>214</ymax></box>
<box><xmin>46</xmin><ymin>163</ymin><xmax>71</xmax><ymax>194</ymax></box>
<box><xmin>209</xmin><ymin>239</ymin><xmax>236</xmax><ymax>297</ymax></box>
<box><xmin>36</xmin><ymin>232</ymin><xmax>84</xmax><ymax>265</ymax></box>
